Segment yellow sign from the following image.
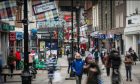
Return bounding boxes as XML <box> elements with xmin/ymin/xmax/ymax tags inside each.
<box><xmin>40</xmin><ymin>41</ymin><xmax>45</xmax><ymax>51</ymax></box>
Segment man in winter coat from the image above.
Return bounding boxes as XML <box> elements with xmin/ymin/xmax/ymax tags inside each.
<box><xmin>72</xmin><ymin>53</ymin><xmax>84</xmax><ymax>84</ymax></box>
<box><xmin>15</xmin><ymin>49</ymin><xmax>21</xmax><ymax>70</ymax></box>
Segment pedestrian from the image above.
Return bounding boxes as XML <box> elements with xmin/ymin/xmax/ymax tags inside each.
<box><xmin>100</xmin><ymin>48</ymin><xmax>105</xmax><ymax>64</ymax></box>
<box><xmin>93</xmin><ymin>48</ymin><xmax>100</xmax><ymax>64</ymax></box>
<box><xmin>0</xmin><ymin>52</ymin><xmax>3</xmax><ymax>83</ymax></box>
<box><xmin>128</xmin><ymin>47</ymin><xmax>133</xmax><ymax>53</ymax></box>
<box><xmin>66</xmin><ymin>49</ymin><xmax>70</xmax><ymax>57</ymax></box>
<box><xmin>110</xmin><ymin>50</ymin><xmax>122</xmax><ymax>84</ymax></box>
<box><xmin>131</xmin><ymin>50</ymin><xmax>138</xmax><ymax>65</ymax></box>
<box><xmin>72</xmin><ymin>53</ymin><xmax>84</xmax><ymax>84</ymax></box>
<box><xmin>67</xmin><ymin>55</ymin><xmax>73</xmax><ymax>74</ymax></box>
<box><xmin>124</xmin><ymin>53</ymin><xmax>133</xmax><ymax>81</ymax></box>
<box><xmin>81</xmin><ymin>47</ymin><xmax>85</xmax><ymax>56</ymax></box>
<box><xmin>15</xmin><ymin>49</ymin><xmax>21</xmax><ymax>70</ymax></box>
<box><xmin>111</xmin><ymin>50</ymin><xmax>121</xmax><ymax>70</ymax></box>
<box><xmin>29</xmin><ymin>52</ymin><xmax>34</xmax><ymax>66</ymax></box>
<box><xmin>7</xmin><ymin>50</ymin><xmax>15</xmax><ymax>78</ymax></box>
<box><xmin>84</xmin><ymin>54</ymin><xmax>93</xmax><ymax>75</ymax></box>
<box><xmin>104</xmin><ymin>52</ymin><xmax>111</xmax><ymax>76</ymax></box>
<box><xmin>84</xmin><ymin>58</ymin><xmax>101</xmax><ymax>84</ymax></box>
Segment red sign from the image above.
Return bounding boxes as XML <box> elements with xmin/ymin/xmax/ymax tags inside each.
<box><xmin>64</xmin><ymin>15</ymin><xmax>71</xmax><ymax>22</ymax></box>
<box><xmin>9</xmin><ymin>32</ymin><xmax>16</xmax><ymax>41</ymax></box>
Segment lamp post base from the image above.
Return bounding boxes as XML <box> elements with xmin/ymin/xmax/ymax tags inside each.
<box><xmin>21</xmin><ymin>71</ymin><xmax>32</xmax><ymax>84</ymax></box>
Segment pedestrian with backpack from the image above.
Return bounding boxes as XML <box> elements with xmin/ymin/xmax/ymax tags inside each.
<box><xmin>110</xmin><ymin>49</ymin><xmax>122</xmax><ymax>84</ymax></box>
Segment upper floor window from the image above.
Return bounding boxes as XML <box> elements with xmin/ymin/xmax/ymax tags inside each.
<box><xmin>115</xmin><ymin>0</ymin><xmax>124</xmax><ymax>6</ymax></box>
<box><xmin>128</xmin><ymin>19</ymin><xmax>132</xmax><ymax>24</ymax></box>
<box><xmin>115</xmin><ymin>1</ymin><xmax>119</xmax><ymax>6</ymax></box>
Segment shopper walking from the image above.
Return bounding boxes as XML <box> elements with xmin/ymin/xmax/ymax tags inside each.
<box><xmin>8</xmin><ymin>50</ymin><xmax>15</xmax><ymax>77</ymax></box>
<box><xmin>104</xmin><ymin>52</ymin><xmax>111</xmax><ymax>76</ymax></box>
<box><xmin>131</xmin><ymin>50</ymin><xmax>138</xmax><ymax>65</ymax></box>
<box><xmin>110</xmin><ymin>49</ymin><xmax>121</xmax><ymax>84</ymax></box>
<box><xmin>84</xmin><ymin>58</ymin><xmax>101</xmax><ymax>84</ymax></box>
<box><xmin>15</xmin><ymin>49</ymin><xmax>21</xmax><ymax>70</ymax></box>
<box><xmin>124</xmin><ymin>53</ymin><xmax>133</xmax><ymax>81</ymax></box>
<box><xmin>93</xmin><ymin>48</ymin><xmax>100</xmax><ymax>64</ymax></box>
<box><xmin>72</xmin><ymin>53</ymin><xmax>84</xmax><ymax>84</ymax></box>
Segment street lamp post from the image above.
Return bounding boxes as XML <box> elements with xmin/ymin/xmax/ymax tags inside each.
<box><xmin>21</xmin><ymin>0</ymin><xmax>32</xmax><ymax>84</ymax></box>
<box><xmin>71</xmin><ymin>0</ymin><xmax>74</xmax><ymax>60</ymax></box>
<box><xmin>76</xmin><ymin>6</ymin><xmax>80</xmax><ymax>53</ymax></box>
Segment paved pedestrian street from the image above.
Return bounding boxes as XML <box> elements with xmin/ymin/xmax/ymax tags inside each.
<box><xmin>2</xmin><ymin>56</ymin><xmax>140</xmax><ymax>84</ymax></box>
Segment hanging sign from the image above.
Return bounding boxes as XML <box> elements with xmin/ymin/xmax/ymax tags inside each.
<box><xmin>9</xmin><ymin>32</ymin><xmax>16</xmax><ymax>41</ymax></box>
<box><xmin>33</xmin><ymin>2</ymin><xmax>56</xmax><ymax>15</ymax></box>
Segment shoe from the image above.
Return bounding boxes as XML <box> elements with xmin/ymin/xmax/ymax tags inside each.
<box><xmin>126</xmin><ymin>79</ymin><xmax>128</xmax><ymax>81</ymax></box>
<box><xmin>130</xmin><ymin>79</ymin><xmax>132</xmax><ymax>81</ymax></box>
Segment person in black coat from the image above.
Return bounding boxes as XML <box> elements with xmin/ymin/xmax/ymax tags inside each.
<box><xmin>131</xmin><ymin>50</ymin><xmax>138</xmax><ymax>65</ymax></box>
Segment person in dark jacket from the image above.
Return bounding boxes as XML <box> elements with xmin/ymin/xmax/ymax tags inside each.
<box><xmin>8</xmin><ymin>50</ymin><xmax>15</xmax><ymax>78</ymax></box>
<box><xmin>104</xmin><ymin>52</ymin><xmax>111</xmax><ymax>76</ymax></box>
<box><xmin>72</xmin><ymin>53</ymin><xmax>84</xmax><ymax>84</ymax></box>
<box><xmin>93</xmin><ymin>48</ymin><xmax>100</xmax><ymax>64</ymax></box>
<box><xmin>131</xmin><ymin>50</ymin><xmax>138</xmax><ymax>65</ymax></box>
<box><xmin>84</xmin><ymin>58</ymin><xmax>101</xmax><ymax>84</ymax></box>
<box><xmin>110</xmin><ymin>50</ymin><xmax>122</xmax><ymax>84</ymax></box>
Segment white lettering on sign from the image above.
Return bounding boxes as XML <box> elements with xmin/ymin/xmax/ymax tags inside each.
<box><xmin>33</xmin><ymin>2</ymin><xmax>56</xmax><ymax>14</ymax></box>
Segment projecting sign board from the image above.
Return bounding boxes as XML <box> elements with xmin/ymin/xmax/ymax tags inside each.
<box><xmin>33</xmin><ymin>2</ymin><xmax>56</xmax><ymax>15</ymax></box>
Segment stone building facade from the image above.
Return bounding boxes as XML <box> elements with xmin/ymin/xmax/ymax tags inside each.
<box><xmin>98</xmin><ymin>0</ymin><xmax>126</xmax><ymax>54</ymax></box>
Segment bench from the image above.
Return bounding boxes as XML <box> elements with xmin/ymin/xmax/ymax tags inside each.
<box><xmin>1</xmin><ymin>71</ymin><xmax>21</xmax><ymax>82</ymax></box>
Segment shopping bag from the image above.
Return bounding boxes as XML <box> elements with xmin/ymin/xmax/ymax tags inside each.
<box><xmin>53</xmin><ymin>71</ymin><xmax>62</xmax><ymax>83</ymax></box>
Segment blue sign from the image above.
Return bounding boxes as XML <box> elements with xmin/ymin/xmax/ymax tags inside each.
<box><xmin>99</xmin><ymin>34</ymin><xmax>106</xmax><ymax>39</ymax></box>
<box><xmin>46</xmin><ymin>42</ymin><xmax>58</xmax><ymax>50</ymax></box>
<box><xmin>16</xmin><ymin>32</ymin><xmax>23</xmax><ymax>40</ymax></box>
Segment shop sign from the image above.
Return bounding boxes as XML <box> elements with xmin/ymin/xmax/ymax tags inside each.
<box><xmin>106</xmin><ymin>34</ymin><xmax>114</xmax><ymax>39</ymax></box>
<box><xmin>2</xmin><ymin>24</ymin><xmax>9</xmax><ymax>31</ymax></box>
<box><xmin>9</xmin><ymin>25</ymin><xmax>15</xmax><ymax>31</ymax></box>
<box><xmin>9</xmin><ymin>32</ymin><xmax>16</xmax><ymax>41</ymax></box>
<box><xmin>16</xmin><ymin>32</ymin><xmax>23</xmax><ymax>40</ymax></box>
<box><xmin>99</xmin><ymin>34</ymin><xmax>106</xmax><ymax>39</ymax></box>
<box><xmin>33</xmin><ymin>2</ymin><xmax>56</xmax><ymax>15</ymax></box>
<box><xmin>114</xmin><ymin>34</ymin><xmax>122</xmax><ymax>40</ymax></box>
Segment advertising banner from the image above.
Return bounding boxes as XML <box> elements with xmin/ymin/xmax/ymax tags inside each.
<box><xmin>33</xmin><ymin>2</ymin><xmax>56</xmax><ymax>15</ymax></box>
<box><xmin>40</xmin><ymin>41</ymin><xmax>45</xmax><ymax>51</ymax></box>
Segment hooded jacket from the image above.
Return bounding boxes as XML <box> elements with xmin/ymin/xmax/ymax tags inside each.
<box><xmin>72</xmin><ymin>59</ymin><xmax>84</xmax><ymax>76</ymax></box>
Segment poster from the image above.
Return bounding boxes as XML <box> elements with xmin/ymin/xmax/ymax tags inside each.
<box><xmin>40</xmin><ymin>41</ymin><xmax>45</xmax><ymax>51</ymax></box>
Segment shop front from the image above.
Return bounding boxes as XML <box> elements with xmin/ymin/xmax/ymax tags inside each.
<box><xmin>0</xmin><ymin>22</ymin><xmax>15</xmax><ymax>65</ymax></box>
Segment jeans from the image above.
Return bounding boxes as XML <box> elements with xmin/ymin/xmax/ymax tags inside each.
<box><xmin>67</xmin><ymin>63</ymin><xmax>71</xmax><ymax>74</ymax></box>
<box><xmin>76</xmin><ymin>75</ymin><xmax>82</xmax><ymax>84</ymax></box>
<box><xmin>125</xmin><ymin>66</ymin><xmax>132</xmax><ymax>80</ymax></box>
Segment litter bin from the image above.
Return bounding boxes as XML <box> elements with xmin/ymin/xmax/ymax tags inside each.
<box><xmin>21</xmin><ymin>72</ymin><xmax>32</xmax><ymax>84</ymax></box>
